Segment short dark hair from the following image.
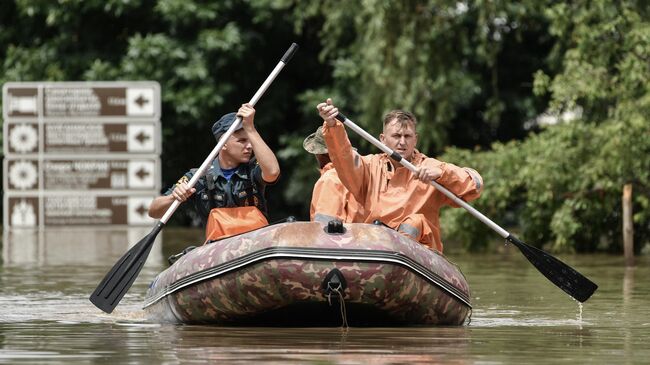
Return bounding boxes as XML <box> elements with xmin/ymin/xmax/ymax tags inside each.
<box><xmin>383</xmin><ymin>110</ymin><xmax>417</xmax><ymax>130</ymax></box>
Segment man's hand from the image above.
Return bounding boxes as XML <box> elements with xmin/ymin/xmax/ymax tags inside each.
<box><xmin>317</xmin><ymin>98</ymin><xmax>338</xmax><ymax>127</ymax></box>
<box><xmin>238</xmin><ymin>103</ymin><xmax>256</xmax><ymax>131</ymax></box>
<box><xmin>415</xmin><ymin>166</ymin><xmax>442</xmax><ymax>182</ymax></box>
<box><xmin>171</xmin><ymin>182</ymin><xmax>196</xmax><ymax>203</ymax></box>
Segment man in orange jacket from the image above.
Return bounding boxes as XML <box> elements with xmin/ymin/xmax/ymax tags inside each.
<box><xmin>303</xmin><ymin>126</ymin><xmax>364</xmax><ymax>223</ymax></box>
<box><xmin>317</xmin><ymin>98</ymin><xmax>483</xmax><ymax>252</ymax></box>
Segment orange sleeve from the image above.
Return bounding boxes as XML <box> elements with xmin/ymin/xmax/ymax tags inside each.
<box><xmin>309</xmin><ymin>177</ymin><xmax>322</xmax><ymax>221</ymax></box>
<box><xmin>424</xmin><ymin>159</ymin><xmax>483</xmax><ymax>205</ymax></box>
<box><xmin>310</xmin><ymin>169</ymin><xmax>347</xmax><ymax>222</ymax></box>
<box><xmin>322</xmin><ymin>121</ymin><xmax>369</xmax><ymax>203</ymax></box>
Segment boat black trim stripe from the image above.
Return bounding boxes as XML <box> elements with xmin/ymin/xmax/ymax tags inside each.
<box><xmin>143</xmin><ymin>247</ymin><xmax>472</xmax><ymax>309</ymax></box>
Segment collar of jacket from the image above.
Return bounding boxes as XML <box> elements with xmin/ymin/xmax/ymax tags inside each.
<box><xmin>211</xmin><ymin>158</ymin><xmax>251</xmax><ymax>180</ymax></box>
<box><xmin>319</xmin><ymin>162</ymin><xmax>335</xmax><ymax>175</ymax></box>
<box><xmin>381</xmin><ymin>149</ymin><xmax>427</xmax><ymax>168</ymax></box>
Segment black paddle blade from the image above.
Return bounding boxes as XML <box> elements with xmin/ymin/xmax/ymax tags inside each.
<box><xmin>506</xmin><ymin>235</ymin><xmax>598</xmax><ymax>302</ymax></box>
<box><xmin>90</xmin><ymin>222</ymin><xmax>164</xmax><ymax>313</ymax></box>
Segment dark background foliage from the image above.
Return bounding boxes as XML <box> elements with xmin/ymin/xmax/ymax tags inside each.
<box><xmin>1</xmin><ymin>0</ymin><xmax>648</xmax><ymax>252</ymax></box>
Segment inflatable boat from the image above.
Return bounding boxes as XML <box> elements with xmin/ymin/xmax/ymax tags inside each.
<box><xmin>143</xmin><ymin>220</ymin><xmax>471</xmax><ymax>326</ymax></box>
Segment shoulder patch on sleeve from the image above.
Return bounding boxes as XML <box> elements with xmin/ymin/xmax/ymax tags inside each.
<box><xmin>176</xmin><ymin>175</ymin><xmax>189</xmax><ymax>186</ymax></box>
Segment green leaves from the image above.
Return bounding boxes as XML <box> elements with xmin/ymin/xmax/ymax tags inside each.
<box><xmin>536</xmin><ymin>0</ymin><xmax>650</xmax><ymax>120</ymax></box>
<box><xmin>441</xmin><ymin>118</ymin><xmax>650</xmax><ymax>252</ymax></box>
<box><xmin>1</xmin><ymin>0</ymin><xmax>647</xmax><ymax>251</ymax></box>
<box><xmin>438</xmin><ymin>0</ymin><xmax>650</xmax><ymax>252</ymax></box>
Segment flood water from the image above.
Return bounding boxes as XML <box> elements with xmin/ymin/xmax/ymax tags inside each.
<box><xmin>1</xmin><ymin>227</ymin><xmax>648</xmax><ymax>364</ymax></box>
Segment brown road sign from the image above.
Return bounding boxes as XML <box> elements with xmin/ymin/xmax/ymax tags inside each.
<box><xmin>4</xmin><ymin>158</ymin><xmax>160</xmax><ymax>191</ymax></box>
<box><xmin>3</xmin><ymin>82</ymin><xmax>160</xmax><ymax>119</ymax></box>
<box><xmin>4</xmin><ymin>194</ymin><xmax>157</xmax><ymax>227</ymax></box>
<box><xmin>6</xmin><ymin>196</ymin><xmax>39</xmax><ymax>227</ymax></box>
<box><xmin>4</xmin><ymin>123</ymin><xmax>39</xmax><ymax>154</ymax></box>
<box><xmin>3</xmin><ymin>121</ymin><xmax>160</xmax><ymax>155</ymax></box>
<box><xmin>3</xmin><ymin>87</ymin><xmax>38</xmax><ymax>117</ymax></box>
<box><xmin>3</xmin><ymin>81</ymin><xmax>162</xmax><ymax>229</ymax></box>
<box><xmin>44</xmin><ymin>122</ymin><xmax>159</xmax><ymax>153</ymax></box>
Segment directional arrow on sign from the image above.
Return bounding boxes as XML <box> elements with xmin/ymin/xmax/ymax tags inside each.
<box><xmin>135</xmin><ymin>131</ymin><xmax>151</xmax><ymax>145</ymax></box>
<box><xmin>128</xmin><ymin>160</ymin><xmax>155</xmax><ymax>188</ymax></box>
<box><xmin>136</xmin><ymin>204</ymin><xmax>149</xmax><ymax>217</ymax></box>
<box><xmin>136</xmin><ymin>167</ymin><xmax>150</xmax><ymax>180</ymax></box>
<box><xmin>135</xmin><ymin>94</ymin><xmax>150</xmax><ymax>108</ymax></box>
<box><xmin>127</xmin><ymin>125</ymin><xmax>155</xmax><ymax>152</ymax></box>
<box><xmin>126</xmin><ymin>88</ymin><xmax>155</xmax><ymax>116</ymax></box>
<box><xmin>127</xmin><ymin>197</ymin><xmax>157</xmax><ymax>225</ymax></box>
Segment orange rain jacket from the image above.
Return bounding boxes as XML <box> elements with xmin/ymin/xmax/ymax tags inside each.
<box><xmin>322</xmin><ymin>121</ymin><xmax>483</xmax><ymax>252</ymax></box>
<box><xmin>310</xmin><ymin>163</ymin><xmax>365</xmax><ymax>223</ymax></box>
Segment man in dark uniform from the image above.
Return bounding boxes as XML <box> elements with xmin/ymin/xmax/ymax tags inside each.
<box><xmin>148</xmin><ymin>103</ymin><xmax>280</xmax><ymax>235</ymax></box>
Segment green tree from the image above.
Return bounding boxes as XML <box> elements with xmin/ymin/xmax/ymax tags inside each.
<box><xmin>2</xmin><ymin>0</ymin><xmax>647</xmax><ymax>254</ymax></box>
<box><xmin>0</xmin><ymin>0</ymin><xmax>322</xmax><ymax>223</ymax></box>
<box><xmin>274</xmin><ymin>0</ymin><xmax>557</xmax><ymax>212</ymax></box>
<box><xmin>441</xmin><ymin>0</ymin><xmax>650</xmax><ymax>252</ymax></box>
<box><xmin>280</xmin><ymin>0</ymin><xmax>553</xmax><ymax>149</ymax></box>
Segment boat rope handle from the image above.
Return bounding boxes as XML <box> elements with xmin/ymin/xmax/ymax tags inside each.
<box><xmin>337</xmin><ymin>288</ymin><xmax>349</xmax><ymax>328</ymax></box>
<box><xmin>327</xmin><ymin>286</ymin><xmax>349</xmax><ymax>328</ymax></box>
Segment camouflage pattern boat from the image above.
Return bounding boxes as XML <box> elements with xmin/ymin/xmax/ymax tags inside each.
<box><xmin>143</xmin><ymin>221</ymin><xmax>471</xmax><ymax>326</ymax></box>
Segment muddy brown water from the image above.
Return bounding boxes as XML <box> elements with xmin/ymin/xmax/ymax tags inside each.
<box><xmin>1</xmin><ymin>227</ymin><xmax>648</xmax><ymax>364</ymax></box>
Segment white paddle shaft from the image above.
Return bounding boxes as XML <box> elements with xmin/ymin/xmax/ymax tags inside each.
<box><xmin>335</xmin><ymin>113</ymin><xmax>510</xmax><ymax>238</ymax></box>
<box><xmin>160</xmin><ymin>43</ymin><xmax>298</xmax><ymax>223</ymax></box>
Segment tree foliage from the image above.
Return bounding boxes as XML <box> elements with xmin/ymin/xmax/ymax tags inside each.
<box><xmin>1</xmin><ymin>0</ymin><xmax>648</xmax><ymax>252</ymax></box>
<box><xmin>1</xmin><ymin>0</ymin><xmax>315</xmax><ymax>223</ymax></box>
<box><xmin>441</xmin><ymin>0</ymin><xmax>650</xmax><ymax>252</ymax></box>
<box><xmin>441</xmin><ymin>117</ymin><xmax>650</xmax><ymax>252</ymax></box>
<box><xmin>279</xmin><ymin>0</ymin><xmax>553</xmax><ymax>150</ymax></box>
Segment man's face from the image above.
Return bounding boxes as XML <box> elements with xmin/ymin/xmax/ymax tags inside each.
<box><xmin>380</xmin><ymin>119</ymin><xmax>418</xmax><ymax>161</ymax></box>
<box><xmin>222</xmin><ymin>129</ymin><xmax>253</xmax><ymax>164</ymax></box>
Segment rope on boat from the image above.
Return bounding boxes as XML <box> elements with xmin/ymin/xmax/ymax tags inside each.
<box><xmin>327</xmin><ymin>287</ymin><xmax>349</xmax><ymax>328</ymax></box>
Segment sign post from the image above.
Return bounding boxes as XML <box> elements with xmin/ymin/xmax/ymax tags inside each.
<box><xmin>2</xmin><ymin>81</ymin><xmax>162</xmax><ymax>229</ymax></box>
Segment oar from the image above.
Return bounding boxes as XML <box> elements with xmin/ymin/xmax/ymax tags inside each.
<box><xmin>333</xmin><ymin>113</ymin><xmax>598</xmax><ymax>302</ymax></box>
<box><xmin>89</xmin><ymin>43</ymin><xmax>299</xmax><ymax>313</ymax></box>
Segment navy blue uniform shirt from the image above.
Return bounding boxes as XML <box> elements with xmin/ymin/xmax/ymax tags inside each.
<box><xmin>165</xmin><ymin>158</ymin><xmax>276</xmax><ymax>226</ymax></box>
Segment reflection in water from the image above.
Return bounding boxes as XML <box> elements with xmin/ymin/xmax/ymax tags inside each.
<box><xmin>163</xmin><ymin>326</ymin><xmax>472</xmax><ymax>364</ymax></box>
<box><xmin>623</xmin><ymin>266</ymin><xmax>635</xmax><ymax>365</ymax></box>
<box><xmin>2</xmin><ymin>227</ymin><xmax>163</xmax><ymax>266</ymax></box>
<box><xmin>0</xmin><ymin>323</ymin><xmax>473</xmax><ymax>364</ymax></box>
<box><xmin>623</xmin><ymin>266</ymin><xmax>634</xmax><ymax>306</ymax></box>
<box><xmin>0</xmin><ymin>230</ymin><xmax>649</xmax><ymax>364</ymax></box>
